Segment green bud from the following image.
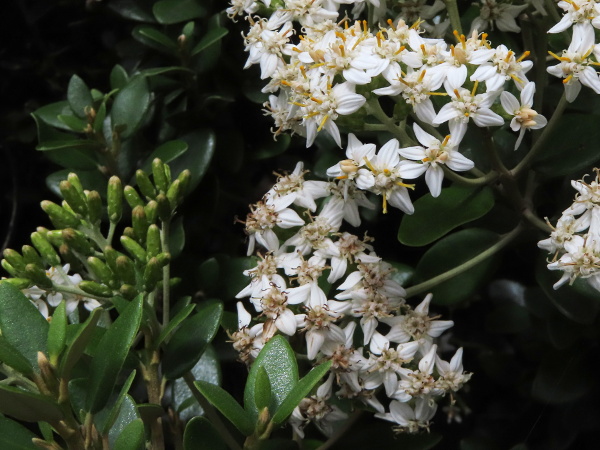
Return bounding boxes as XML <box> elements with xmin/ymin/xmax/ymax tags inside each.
<box><xmin>108</xmin><ymin>176</ymin><xmax>123</xmax><ymax>223</ymax></box>
<box><xmin>0</xmin><ymin>278</ymin><xmax>32</xmax><ymax>289</ymax></box>
<box><xmin>30</xmin><ymin>232</ymin><xmax>61</xmax><ymax>267</ymax></box>
<box><xmin>166</xmin><ymin>179</ymin><xmax>182</xmax><ymax>209</ymax></box>
<box><xmin>155</xmin><ymin>252</ymin><xmax>171</xmax><ymax>268</ymax></box>
<box><xmin>87</xmin><ymin>257</ymin><xmax>114</xmax><ymax>285</ymax></box>
<box><xmin>143</xmin><ymin>257</ymin><xmax>162</xmax><ymax>291</ymax></box>
<box><xmin>145</xmin><ymin>201</ymin><xmax>158</xmax><ymax>225</ymax></box>
<box><xmin>176</xmin><ymin>169</ymin><xmax>191</xmax><ymax>197</ymax></box>
<box><xmin>2</xmin><ymin>249</ymin><xmax>26</xmax><ymax>271</ymax></box>
<box><xmin>132</xmin><ymin>206</ymin><xmax>149</xmax><ymax>244</ymax></box>
<box><xmin>146</xmin><ymin>225</ymin><xmax>161</xmax><ymax>258</ymax></box>
<box><xmin>156</xmin><ymin>194</ymin><xmax>171</xmax><ymax>222</ymax></box>
<box><xmin>103</xmin><ymin>246</ymin><xmax>126</xmax><ymax>273</ymax></box>
<box><xmin>41</xmin><ymin>201</ymin><xmax>81</xmax><ymax>229</ymax></box>
<box><xmin>59</xmin><ymin>244</ymin><xmax>83</xmax><ymax>272</ymax></box>
<box><xmin>25</xmin><ymin>264</ymin><xmax>53</xmax><ymax>288</ymax></box>
<box><xmin>36</xmin><ymin>227</ymin><xmax>49</xmax><ymax>237</ymax></box>
<box><xmin>116</xmin><ymin>255</ymin><xmax>137</xmax><ymax>286</ymax></box>
<box><xmin>22</xmin><ymin>245</ymin><xmax>44</xmax><ymax>267</ymax></box>
<box><xmin>62</xmin><ymin>229</ymin><xmax>94</xmax><ymax>256</ymax></box>
<box><xmin>120</xmin><ymin>236</ymin><xmax>147</xmax><ymax>263</ymax></box>
<box><xmin>59</xmin><ymin>180</ymin><xmax>88</xmax><ymax>217</ymax></box>
<box><xmin>164</xmin><ymin>163</ymin><xmax>172</xmax><ymax>185</ymax></box>
<box><xmin>152</xmin><ymin>159</ymin><xmax>169</xmax><ymax>193</ymax></box>
<box><xmin>1</xmin><ymin>259</ymin><xmax>20</xmax><ymax>278</ymax></box>
<box><xmin>45</xmin><ymin>231</ymin><xmax>64</xmax><ymax>247</ymax></box>
<box><xmin>123</xmin><ymin>227</ymin><xmax>136</xmax><ymax>240</ymax></box>
<box><xmin>67</xmin><ymin>173</ymin><xmax>84</xmax><ymax>196</ymax></box>
<box><xmin>136</xmin><ymin>169</ymin><xmax>157</xmax><ymax>199</ymax></box>
<box><xmin>124</xmin><ymin>185</ymin><xmax>144</xmax><ymax>210</ymax></box>
<box><xmin>119</xmin><ymin>284</ymin><xmax>137</xmax><ymax>300</ymax></box>
<box><xmin>86</xmin><ymin>191</ymin><xmax>103</xmax><ymax>224</ymax></box>
<box><xmin>79</xmin><ymin>281</ymin><xmax>112</xmax><ymax>297</ymax></box>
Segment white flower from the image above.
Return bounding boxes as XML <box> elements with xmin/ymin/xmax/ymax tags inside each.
<box><xmin>266</xmin><ymin>161</ymin><xmax>329</xmax><ymax>212</ymax></box>
<box><xmin>548</xmin><ymin>0</ymin><xmax>600</xmax><ymax>33</ymax></box>
<box><xmin>471</xmin><ymin>44</ymin><xmax>532</xmax><ymax>91</ymax></box>
<box><xmin>435</xmin><ymin>348</ymin><xmax>472</xmax><ymax>392</ymax></box>
<box><xmin>500</xmin><ymin>82</ymin><xmax>547</xmax><ymax>149</ymax></box>
<box><xmin>375</xmin><ymin>397</ymin><xmax>438</xmax><ymax>433</ymax></box>
<box><xmin>399</xmin><ymin>123</ymin><xmax>473</xmax><ymax>198</ymax></box>
<box><xmin>471</xmin><ymin>0</ymin><xmax>528</xmax><ymax>33</ymax></box>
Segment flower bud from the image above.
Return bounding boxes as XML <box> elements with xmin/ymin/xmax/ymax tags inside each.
<box><xmin>108</xmin><ymin>176</ymin><xmax>123</xmax><ymax>223</ymax></box>
<box><xmin>62</xmin><ymin>229</ymin><xmax>94</xmax><ymax>256</ymax></box>
<box><xmin>25</xmin><ymin>264</ymin><xmax>53</xmax><ymax>288</ymax></box>
<box><xmin>120</xmin><ymin>236</ymin><xmax>147</xmax><ymax>263</ymax></box>
<box><xmin>41</xmin><ymin>201</ymin><xmax>81</xmax><ymax>229</ymax></box>
<box><xmin>146</xmin><ymin>224</ymin><xmax>162</xmax><ymax>258</ymax></box>
<box><xmin>87</xmin><ymin>257</ymin><xmax>114</xmax><ymax>286</ymax></box>
<box><xmin>45</xmin><ymin>230</ymin><xmax>64</xmax><ymax>247</ymax></box>
<box><xmin>79</xmin><ymin>280</ymin><xmax>112</xmax><ymax>297</ymax></box>
<box><xmin>152</xmin><ymin>159</ymin><xmax>169</xmax><ymax>193</ymax></box>
<box><xmin>116</xmin><ymin>255</ymin><xmax>137</xmax><ymax>286</ymax></box>
<box><xmin>38</xmin><ymin>351</ymin><xmax>59</xmax><ymax>394</ymax></box>
<box><xmin>156</xmin><ymin>194</ymin><xmax>172</xmax><ymax>222</ymax></box>
<box><xmin>123</xmin><ymin>227</ymin><xmax>136</xmax><ymax>240</ymax></box>
<box><xmin>1</xmin><ymin>259</ymin><xmax>20</xmax><ymax>277</ymax></box>
<box><xmin>143</xmin><ymin>257</ymin><xmax>163</xmax><ymax>291</ymax></box>
<box><xmin>104</xmin><ymin>246</ymin><xmax>126</xmax><ymax>273</ymax></box>
<box><xmin>31</xmin><ymin>232</ymin><xmax>61</xmax><ymax>267</ymax></box>
<box><xmin>0</xmin><ymin>278</ymin><xmax>32</xmax><ymax>289</ymax></box>
<box><xmin>119</xmin><ymin>284</ymin><xmax>137</xmax><ymax>299</ymax></box>
<box><xmin>59</xmin><ymin>180</ymin><xmax>88</xmax><ymax>217</ymax></box>
<box><xmin>176</xmin><ymin>169</ymin><xmax>191</xmax><ymax>197</ymax></box>
<box><xmin>166</xmin><ymin>179</ymin><xmax>182</xmax><ymax>209</ymax></box>
<box><xmin>145</xmin><ymin>200</ymin><xmax>158</xmax><ymax>225</ymax></box>
<box><xmin>132</xmin><ymin>206</ymin><xmax>149</xmax><ymax>244</ymax></box>
<box><xmin>22</xmin><ymin>245</ymin><xmax>44</xmax><ymax>267</ymax></box>
<box><xmin>59</xmin><ymin>244</ymin><xmax>83</xmax><ymax>272</ymax></box>
<box><xmin>86</xmin><ymin>190</ymin><xmax>103</xmax><ymax>224</ymax></box>
<box><xmin>2</xmin><ymin>249</ymin><xmax>26</xmax><ymax>272</ymax></box>
<box><xmin>124</xmin><ymin>185</ymin><xmax>144</xmax><ymax>210</ymax></box>
<box><xmin>136</xmin><ymin>169</ymin><xmax>157</xmax><ymax>199</ymax></box>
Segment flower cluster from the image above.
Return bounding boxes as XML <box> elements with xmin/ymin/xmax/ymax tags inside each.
<box><xmin>539</xmin><ymin>169</ymin><xmax>600</xmax><ymax>291</ymax></box>
<box><xmin>234</xmin><ymin>164</ymin><xmax>471</xmax><ymax>435</ymax></box>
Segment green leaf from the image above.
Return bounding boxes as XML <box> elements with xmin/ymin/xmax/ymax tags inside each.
<box><xmin>0</xmin><ymin>336</ymin><xmax>33</xmax><ymax>375</ymax></box>
<box><xmin>132</xmin><ymin>26</ymin><xmax>178</xmax><ymax>52</ymax></box>
<box><xmin>169</xmin><ymin>130</ymin><xmax>216</xmax><ymax>191</ymax></box>
<box><xmin>412</xmin><ymin>228</ymin><xmax>500</xmax><ymax>305</ymax></box>
<box><xmin>244</xmin><ymin>336</ymin><xmax>298</xmax><ymax>422</ymax></box>
<box><xmin>36</xmin><ymin>139</ymin><xmax>99</xmax><ymax>152</ymax></box>
<box><xmin>172</xmin><ymin>346</ymin><xmax>221</xmax><ymax>420</ymax></box>
<box><xmin>398</xmin><ymin>185</ymin><xmax>495</xmax><ymax>246</ymax></box>
<box><xmin>163</xmin><ymin>301</ymin><xmax>223</xmax><ymax>380</ymax></box>
<box><xmin>250</xmin><ymin>135</ymin><xmax>291</xmax><ymax>160</ymax></box>
<box><xmin>0</xmin><ymin>283</ymin><xmax>49</xmax><ymax>372</ymax></box>
<box><xmin>194</xmin><ymin>380</ymin><xmax>254</xmax><ymax>436</ymax></box>
<box><xmin>272</xmin><ymin>361</ymin><xmax>332</xmax><ymax>424</ymax></box>
<box><xmin>114</xmin><ymin>419</ymin><xmax>144</xmax><ymax>450</ymax></box>
<box><xmin>95</xmin><ymin>370</ymin><xmax>137</xmax><ymax>434</ymax></box>
<box><xmin>108</xmin><ymin>395</ymin><xmax>141</xmax><ymax>449</ymax></box>
<box><xmin>32</xmin><ymin>101</ymin><xmax>76</xmax><ymax>131</ymax></box>
<box><xmin>155</xmin><ymin>304</ymin><xmax>195</xmax><ymax>348</ymax></box>
<box><xmin>108</xmin><ymin>0</ymin><xmax>156</xmax><ymax>22</ymax></box>
<box><xmin>191</xmin><ymin>27</ymin><xmax>229</xmax><ymax>56</ymax></box>
<box><xmin>0</xmin><ymin>385</ymin><xmax>63</xmax><ymax>423</ymax></box>
<box><xmin>535</xmin><ymin>114</ymin><xmax>600</xmax><ymax>177</ymax></box>
<box><xmin>389</xmin><ymin>262</ymin><xmax>415</xmax><ymax>287</ymax></box>
<box><xmin>170</xmin><ymin>218</ymin><xmax>185</xmax><ymax>259</ymax></box>
<box><xmin>111</xmin><ymin>76</ymin><xmax>151</xmax><ymax>140</ymax></box>
<box><xmin>86</xmin><ymin>296</ymin><xmax>144</xmax><ymax>413</ymax></box>
<box><xmin>0</xmin><ymin>415</ymin><xmax>39</xmax><ymax>449</ymax></box>
<box><xmin>153</xmin><ymin>0</ymin><xmax>206</xmax><ymax>24</ymax></box>
<box><xmin>47</xmin><ymin>300</ymin><xmax>67</xmax><ymax>366</ymax></box>
<box><xmin>57</xmin><ymin>114</ymin><xmax>87</xmax><ymax>132</ymax></box>
<box><xmin>140</xmin><ymin>140</ymin><xmax>188</xmax><ymax>173</ymax></box>
<box><xmin>254</xmin><ymin>366</ymin><xmax>272</xmax><ymax>411</ymax></box>
<box><xmin>139</xmin><ymin>66</ymin><xmax>194</xmax><ymax>77</ymax></box>
<box><xmin>110</xmin><ymin>65</ymin><xmax>129</xmax><ymax>90</ymax></box>
<box><xmin>67</xmin><ymin>75</ymin><xmax>94</xmax><ymax>119</ymax></box>
<box><xmin>183</xmin><ymin>417</ymin><xmax>227</xmax><ymax>450</ymax></box>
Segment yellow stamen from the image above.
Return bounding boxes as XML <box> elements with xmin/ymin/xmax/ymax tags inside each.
<box><xmin>335</xmin><ymin>31</ymin><xmax>346</xmax><ymax>42</ymax></box>
<box><xmin>363</xmin><ymin>20</ymin><xmax>368</xmax><ymax>34</ymax></box>
<box><xmin>510</xmin><ymin>74</ymin><xmax>523</xmax><ymax>84</ymax></box>
<box><xmin>310</xmin><ymin>97</ymin><xmax>323</xmax><ymax>104</ymax></box>
<box><xmin>376</xmin><ymin>32</ymin><xmax>382</xmax><ymax>47</ymax></box>
<box><xmin>363</xmin><ymin>156</ymin><xmax>377</xmax><ymax>172</ymax></box>
<box><xmin>387</xmin><ymin>19</ymin><xmax>396</xmax><ymax>30</ymax></box>
<box><xmin>292</xmin><ymin>47</ymin><xmax>302</xmax><ymax>53</ymax></box>
<box><xmin>411</xmin><ymin>19</ymin><xmax>424</xmax><ymax>29</ymax></box>
<box><xmin>396</xmin><ymin>182</ymin><xmax>416</xmax><ymax>190</ymax></box>
<box><xmin>352</xmin><ymin>35</ymin><xmax>367</xmax><ymax>50</ymax></box>
<box><xmin>563</xmin><ymin>0</ymin><xmax>579</xmax><ymax>10</ymax></box>
<box><xmin>383</xmin><ymin>168</ymin><xmax>391</xmax><ymax>175</ymax></box>
<box><xmin>548</xmin><ymin>50</ymin><xmax>570</xmax><ymax>62</ymax></box>
<box><xmin>517</xmin><ymin>51</ymin><xmax>530</xmax><ymax>62</ymax></box>
<box><xmin>419</xmin><ymin>69</ymin><xmax>427</xmax><ymax>82</ymax></box>
<box><xmin>339</xmin><ymin>45</ymin><xmax>345</xmax><ymax>57</ymax></box>
<box><xmin>382</xmin><ymin>194</ymin><xmax>388</xmax><ymax>214</ymax></box>
<box><xmin>317</xmin><ymin>115</ymin><xmax>329</xmax><ymax>132</ymax></box>
<box><xmin>471</xmin><ymin>80</ymin><xmax>479</xmax><ymax>97</ymax></box>
<box><xmin>394</xmin><ymin>45</ymin><xmax>406</xmax><ymax>55</ymax></box>
<box><xmin>300</xmin><ymin>66</ymin><xmax>308</xmax><ymax>79</ymax></box>
<box><xmin>453</xmin><ymin>88</ymin><xmax>461</xmax><ymax>99</ymax></box>
<box><xmin>422</xmin><ymin>157</ymin><xmax>431</xmax><ymax>163</ymax></box>
<box><xmin>420</xmin><ymin>44</ymin><xmax>427</xmax><ymax>54</ymax></box>
<box><xmin>442</xmin><ymin>135</ymin><xmax>451</xmax><ymax>146</ymax></box>
<box><xmin>292</xmin><ymin>102</ymin><xmax>306</xmax><ymax>107</ymax></box>
<box><xmin>336</xmin><ymin>175</ymin><xmax>348</xmax><ymax>180</ymax></box>
<box><xmin>427</xmin><ymin>92</ymin><xmax>448</xmax><ymax>96</ymax></box>
<box><xmin>563</xmin><ymin>74</ymin><xmax>573</xmax><ymax>84</ymax></box>
<box><xmin>505</xmin><ymin>51</ymin><xmax>514</xmax><ymax>63</ymax></box>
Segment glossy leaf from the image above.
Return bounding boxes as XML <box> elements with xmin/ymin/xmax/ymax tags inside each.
<box><xmin>244</xmin><ymin>336</ymin><xmax>298</xmax><ymax>422</ymax></box>
<box><xmin>86</xmin><ymin>296</ymin><xmax>143</xmax><ymax>413</ymax></box>
<box><xmin>413</xmin><ymin>228</ymin><xmax>500</xmax><ymax>305</ymax></box>
<box><xmin>535</xmin><ymin>114</ymin><xmax>600</xmax><ymax>177</ymax></box>
<box><xmin>250</xmin><ymin>135</ymin><xmax>291</xmax><ymax>160</ymax></box>
<box><xmin>110</xmin><ymin>65</ymin><xmax>129</xmax><ymax>90</ymax></box>
<box><xmin>107</xmin><ymin>0</ymin><xmax>156</xmax><ymax>22</ymax></box>
<box><xmin>0</xmin><ymin>283</ymin><xmax>49</xmax><ymax>372</ymax></box>
<box><xmin>114</xmin><ymin>419</ymin><xmax>144</xmax><ymax>450</ymax></box>
<box><xmin>32</xmin><ymin>101</ymin><xmax>75</xmax><ymax>131</ymax></box>
<box><xmin>59</xmin><ymin>308</ymin><xmax>102</xmax><ymax>380</ymax></box>
<box><xmin>169</xmin><ymin>130</ymin><xmax>216</xmax><ymax>191</ymax></box>
<box><xmin>47</xmin><ymin>300</ymin><xmax>67</xmax><ymax>366</ymax></box>
<box><xmin>140</xmin><ymin>140</ymin><xmax>188</xmax><ymax>173</ymax></box>
<box><xmin>163</xmin><ymin>301</ymin><xmax>223</xmax><ymax>380</ymax></box>
<box><xmin>191</xmin><ymin>27</ymin><xmax>229</xmax><ymax>56</ymax></box>
<box><xmin>155</xmin><ymin>304</ymin><xmax>195</xmax><ymax>348</ymax></box>
<box><xmin>95</xmin><ymin>370</ymin><xmax>137</xmax><ymax>434</ymax></box>
<box><xmin>0</xmin><ymin>336</ymin><xmax>32</xmax><ymax>375</ymax></box>
<box><xmin>107</xmin><ymin>395</ymin><xmax>141</xmax><ymax>449</ymax></box>
<box><xmin>0</xmin><ymin>385</ymin><xmax>63</xmax><ymax>423</ymax></box>
<box><xmin>153</xmin><ymin>0</ymin><xmax>206</xmax><ymax>24</ymax></box>
<box><xmin>183</xmin><ymin>417</ymin><xmax>227</xmax><ymax>450</ymax></box>
<box><xmin>398</xmin><ymin>185</ymin><xmax>495</xmax><ymax>246</ymax></box>
<box><xmin>111</xmin><ymin>76</ymin><xmax>151</xmax><ymax>139</ymax></box>
<box><xmin>271</xmin><ymin>361</ymin><xmax>332</xmax><ymax>424</ymax></box>
<box><xmin>254</xmin><ymin>366</ymin><xmax>272</xmax><ymax>411</ymax></box>
<box><xmin>67</xmin><ymin>75</ymin><xmax>94</xmax><ymax>119</ymax></box>
<box><xmin>132</xmin><ymin>26</ymin><xmax>178</xmax><ymax>52</ymax></box>
<box><xmin>194</xmin><ymin>380</ymin><xmax>254</xmax><ymax>436</ymax></box>
<box><xmin>0</xmin><ymin>415</ymin><xmax>39</xmax><ymax>449</ymax></box>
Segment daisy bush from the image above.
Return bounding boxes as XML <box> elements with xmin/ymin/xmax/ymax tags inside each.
<box><xmin>2</xmin><ymin>0</ymin><xmax>600</xmax><ymax>449</ymax></box>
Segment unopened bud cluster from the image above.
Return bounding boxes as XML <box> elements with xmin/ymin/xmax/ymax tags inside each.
<box><xmin>1</xmin><ymin>159</ymin><xmax>190</xmax><ymax>318</ymax></box>
<box><xmin>234</xmin><ymin>164</ymin><xmax>471</xmax><ymax>434</ymax></box>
